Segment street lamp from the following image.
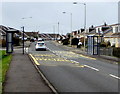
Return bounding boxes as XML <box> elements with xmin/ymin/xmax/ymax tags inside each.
<box><xmin>58</xmin><ymin>22</ymin><xmax>59</xmax><ymax>40</ymax></box>
<box><xmin>62</xmin><ymin>12</ymin><xmax>72</xmax><ymax>45</ymax></box>
<box><xmin>21</xmin><ymin>17</ymin><xmax>32</xmax><ymax>54</ymax></box>
<box><xmin>73</xmin><ymin>2</ymin><xmax>86</xmax><ymax>51</ymax></box>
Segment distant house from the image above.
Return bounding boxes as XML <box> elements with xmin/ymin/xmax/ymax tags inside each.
<box><xmin>72</xmin><ymin>30</ymin><xmax>78</xmax><ymax>38</ymax></box>
<box><xmin>69</xmin><ymin>23</ymin><xmax>120</xmax><ymax>47</ymax></box>
<box><xmin>111</xmin><ymin>32</ymin><xmax>120</xmax><ymax>47</ymax></box>
<box><xmin>104</xmin><ymin>24</ymin><xmax>120</xmax><ymax>47</ymax></box>
<box><xmin>0</xmin><ymin>29</ymin><xmax>6</xmax><ymax>40</ymax></box>
<box><xmin>25</xmin><ymin>32</ymin><xmax>39</xmax><ymax>39</ymax></box>
<box><xmin>0</xmin><ymin>25</ymin><xmax>23</xmax><ymax>47</ymax></box>
<box><xmin>0</xmin><ymin>25</ymin><xmax>7</xmax><ymax>46</ymax></box>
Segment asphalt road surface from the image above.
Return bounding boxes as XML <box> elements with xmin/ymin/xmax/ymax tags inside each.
<box><xmin>29</xmin><ymin>41</ymin><xmax>119</xmax><ymax>93</ymax></box>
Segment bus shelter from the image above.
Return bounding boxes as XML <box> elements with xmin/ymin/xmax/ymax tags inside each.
<box><xmin>87</xmin><ymin>35</ymin><xmax>102</xmax><ymax>55</ymax></box>
<box><xmin>6</xmin><ymin>29</ymin><xmax>19</xmax><ymax>53</ymax></box>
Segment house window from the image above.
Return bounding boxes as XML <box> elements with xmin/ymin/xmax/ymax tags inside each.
<box><xmin>115</xmin><ymin>27</ymin><xmax>118</xmax><ymax>33</ymax></box>
<box><xmin>118</xmin><ymin>25</ymin><xmax>120</xmax><ymax>32</ymax></box>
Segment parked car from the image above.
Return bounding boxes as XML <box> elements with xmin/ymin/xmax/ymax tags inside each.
<box><xmin>35</xmin><ymin>42</ymin><xmax>46</xmax><ymax>51</ymax></box>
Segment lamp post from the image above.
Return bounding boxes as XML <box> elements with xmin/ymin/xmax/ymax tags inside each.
<box><xmin>53</xmin><ymin>25</ymin><xmax>56</xmax><ymax>40</ymax></box>
<box><xmin>21</xmin><ymin>17</ymin><xmax>32</xmax><ymax>54</ymax></box>
<box><xmin>73</xmin><ymin>2</ymin><xmax>86</xmax><ymax>51</ymax></box>
<box><xmin>62</xmin><ymin>12</ymin><xmax>72</xmax><ymax>45</ymax></box>
<box><xmin>58</xmin><ymin>22</ymin><xmax>59</xmax><ymax>40</ymax></box>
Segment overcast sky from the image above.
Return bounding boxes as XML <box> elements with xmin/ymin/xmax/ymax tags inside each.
<box><xmin>1</xmin><ymin>1</ymin><xmax>119</xmax><ymax>35</ymax></box>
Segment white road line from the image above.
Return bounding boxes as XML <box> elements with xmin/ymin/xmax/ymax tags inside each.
<box><xmin>109</xmin><ymin>74</ymin><xmax>120</xmax><ymax>80</ymax></box>
<box><xmin>84</xmin><ymin>65</ymin><xmax>99</xmax><ymax>71</ymax></box>
<box><xmin>70</xmin><ymin>60</ymin><xmax>79</xmax><ymax>64</ymax></box>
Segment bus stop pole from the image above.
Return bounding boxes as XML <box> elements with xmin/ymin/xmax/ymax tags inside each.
<box><xmin>22</xmin><ymin>26</ymin><xmax>24</xmax><ymax>54</ymax></box>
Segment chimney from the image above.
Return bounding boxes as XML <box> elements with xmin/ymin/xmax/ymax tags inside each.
<box><xmin>104</xmin><ymin>22</ymin><xmax>107</xmax><ymax>26</ymax></box>
<box><xmin>89</xmin><ymin>25</ymin><xmax>95</xmax><ymax>32</ymax></box>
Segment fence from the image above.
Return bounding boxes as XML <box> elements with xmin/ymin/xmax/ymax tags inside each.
<box><xmin>100</xmin><ymin>47</ymin><xmax>113</xmax><ymax>56</ymax></box>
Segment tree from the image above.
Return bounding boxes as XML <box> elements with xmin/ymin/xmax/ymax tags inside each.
<box><xmin>71</xmin><ymin>38</ymin><xmax>79</xmax><ymax>45</ymax></box>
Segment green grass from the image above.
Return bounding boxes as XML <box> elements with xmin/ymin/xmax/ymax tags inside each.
<box><xmin>0</xmin><ymin>50</ymin><xmax>12</xmax><ymax>93</ymax></box>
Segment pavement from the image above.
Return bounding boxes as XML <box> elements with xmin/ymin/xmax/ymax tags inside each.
<box><xmin>53</xmin><ymin>41</ymin><xmax>120</xmax><ymax>63</ymax></box>
<box><xmin>3</xmin><ymin>49</ymin><xmax>52</xmax><ymax>93</ymax></box>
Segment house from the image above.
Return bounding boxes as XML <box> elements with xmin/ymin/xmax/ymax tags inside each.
<box><xmin>104</xmin><ymin>24</ymin><xmax>120</xmax><ymax>47</ymax></box>
<box><xmin>0</xmin><ymin>28</ymin><xmax>6</xmax><ymax>40</ymax></box>
<box><xmin>0</xmin><ymin>25</ymin><xmax>24</xmax><ymax>47</ymax></box>
<box><xmin>72</xmin><ymin>30</ymin><xmax>78</xmax><ymax>38</ymax></box>
<box><xmin>111</xmin><ymin>32</ymin><xmax>120</xmax><ymax>47</ymax></box>
<box><xmin>88</xmin><ymin>23</ymin><xmax>120</xmax><ymax>47</ymax></box>
<box><xmin>0</xmin><ymin>25</ymin><xmax>7</xmax><ymax>46</ymax></box>
<box><xmin>25</xmin><ymin>32</ymin><xmax>39</xmax><ymax>39</ymax></box>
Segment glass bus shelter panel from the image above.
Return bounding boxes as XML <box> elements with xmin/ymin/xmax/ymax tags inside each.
<box><xmin>87</xmin><ymin>36</ymin><xmax>99</xmax><ymax>55</ymax></box>
<box><xmin>87</xmin><ymin>36</ymin><xmax>94</xmax><ymax>55</ymax></box>
<box><xmin>6</xmin><ymin>33</ymin><xmax>13</xmax><ymax>53</ymax></box>
<box><xmin>93</xmin><ymin>36</ymin><xmax>98</xmax><ymax>55</ymax></box>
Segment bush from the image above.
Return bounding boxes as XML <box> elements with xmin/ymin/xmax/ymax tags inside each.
<box><xmin>100</xmin><ymin>41</ymin><xmax>106</xmax><ymax>47</ymax></box>
<box><xmin>62</xmin><ymin>38</ymin><xmax>69</xmax><ymax>45</ymax></box>
<box><xmin>113</xmin><ymin>47</ymin><xmax>120</xmax><ymax>58</ymax></box>
<box><xmin>106</xmin><ymin>41</ymin><xmax>111</xmax><ymax>47</ymax></box>
<box><xmin>100</xmin><ymin>41</ymin><xmax>111</xmax><ymax>47</ymax></box>
<box><xmin>71</xmin><ymin>38</ymin><xmax>79</xmax><ymax>45</ymax></box>
<box><xmin>2</xmin><ymin>39</ymin><xmax>6</xmax><ymax>47</ymax></box>
<box><xmin>13</xmin><ymin>37</ymin><xmax>20</xmax><ymax>46</ymax></box>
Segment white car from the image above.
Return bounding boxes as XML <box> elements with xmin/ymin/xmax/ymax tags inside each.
<box><xmin>38</xmin><ymin>38</ymin><xmax>44</xmax><ymax>41</ymax></box>
<box><xmin>35</xmin><ymin>42</ymin><xmax>46</xmax><ymax>51</ymax></box>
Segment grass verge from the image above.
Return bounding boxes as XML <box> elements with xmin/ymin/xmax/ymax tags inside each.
<box><xmin>0</xmin><ymin>50</ymin><xmax>12</xmax><ymax>93</ymax></box>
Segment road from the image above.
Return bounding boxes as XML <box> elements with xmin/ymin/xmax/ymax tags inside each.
<box><xmin>29</xmin><ymin>41</ymin><xmax>119</xmax><ymax>92</ymax></box>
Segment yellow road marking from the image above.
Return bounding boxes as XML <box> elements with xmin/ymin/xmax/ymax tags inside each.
<box><xmin>35</xmin><ymin>57</ymin><xmax>74</xmax><ymax>63</ymax></box>
<box><xmin>29</xmin><ymin>54</ymin><xmax>40</xmax><ymax>65</ymax></box>
<box><xmin>34</xmin><ymin>54</ymin><xmax>56</xmax><ymax>57</ymax></box>
<box><xmin>79</xmin><ymin>55</ymin><xmax>96</xmax><ymax>60</ymax></box>
<box><xmin>54</xmin><ymin>51</ymin><xmax>96</xmax><ymax>60</ymax></box>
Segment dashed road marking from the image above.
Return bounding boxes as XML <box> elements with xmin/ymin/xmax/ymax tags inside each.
<box><xmin>109</xmin><ymin>74</ymin><xmax>120</xmax><ymax>80</ymax></box>
<box><xmin>84</xmin><ymin>65</ymin><xmax>99</xmax><ymax>71</ymax></box>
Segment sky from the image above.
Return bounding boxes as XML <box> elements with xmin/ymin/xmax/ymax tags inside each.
<box><xmin>1</xmin><ymin>0</ymin><xmax>119</xmax><ymax>35</ymax></box>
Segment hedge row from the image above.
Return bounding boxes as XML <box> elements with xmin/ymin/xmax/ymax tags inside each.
<box><xmin>62</xmin><ymin>38</ymin><xmax>69</xmax><ymax>45</ymax></box>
